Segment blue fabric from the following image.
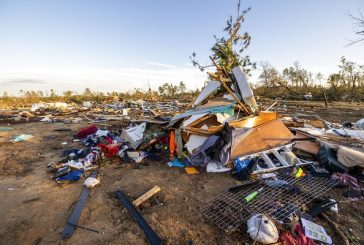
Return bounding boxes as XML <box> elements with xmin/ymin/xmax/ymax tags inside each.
<box><xmin>56</xmin><ymin>169</ymin><xmax>84</xmax><ymax>182</ymax></box>
<box><xmin>234</xmin><ymin>158</ymin><xmax>253</xmax><ymax>173</ymax></box>
<box><xmin>169</xmin><ymin>158</ymin><xmax>185</xmax><ymax>167</ymax></box>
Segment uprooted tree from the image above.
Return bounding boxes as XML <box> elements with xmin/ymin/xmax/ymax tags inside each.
<box><xmin>190</xmin><ymin>0</ymin><xmax>256</xmax><ymax>75</ymax></box>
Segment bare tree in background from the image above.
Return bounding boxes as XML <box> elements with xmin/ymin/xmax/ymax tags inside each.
<box><xmin>347</xmin><ymin>10</ymin><xmax>364</xmax><ymax>46</ymax></box>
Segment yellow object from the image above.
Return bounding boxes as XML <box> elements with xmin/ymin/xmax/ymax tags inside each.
<box><xmin>295</xmin><ymin>167</ymin><xmax>305</xmax><ymax>178</ymax></box>
<box><xmin>185</xmin><ymin>167</ymin><xmax>199</xmax><ymax>174</ymax></box>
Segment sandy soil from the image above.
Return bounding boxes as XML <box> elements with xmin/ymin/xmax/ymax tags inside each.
<box><xmin>260</xmin><ymin>99</ymin><xmax>364</xmax><ymax>123</ymax></box>
<box><xmin>0</xmin><ymin>101</ymin><xmax>363</xmax><ymax>244</ymax></box>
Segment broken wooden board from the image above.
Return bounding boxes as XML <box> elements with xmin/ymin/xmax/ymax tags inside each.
<box><xmin>231</xmin><ymin>119</ymin><xmax>294</xmax><ymax>159</ymax></box>
<box><xmin>133</xmin><ymin>186</ymin><xmax>161</xmax><ymax>207</ymax></box>
<box><xmin>293</xmin><ymin>131</ymin><xmax>320</xmax><ymax>155</ymax></box>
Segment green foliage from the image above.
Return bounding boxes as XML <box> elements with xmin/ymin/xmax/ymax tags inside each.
<box><xmin>191</xmin><ymin>0</ymin><xmax>256</xmax><ymax>74</ymax></box>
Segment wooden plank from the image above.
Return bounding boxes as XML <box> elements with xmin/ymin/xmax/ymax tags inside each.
<box><xmin>133</xmin><ymin>186</ymin><xmax>161</xmax><ymax>207</ymax></box>
<box><xmin>183</xmin><ymin>126</ymin><xmax>217</xmax><ymax>136</ymax></box>
<box><xmin>115</xmin><ymin>190</ymin><xmax>164</xmax><ymax>245</ymax></box>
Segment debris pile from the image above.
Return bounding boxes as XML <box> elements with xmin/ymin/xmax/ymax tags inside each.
<box><xmin>2</xmin><ymin>66</ymin><xmax>363</xmax><ymax>244</ymax></box>
<box><xmin>165</xmin><ymin>65</ymin><xmax>364</xmax><ymax>244</ymax></box>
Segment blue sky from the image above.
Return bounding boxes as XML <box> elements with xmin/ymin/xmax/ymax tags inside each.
<box><xmin>0</xmin><ymin>0</ymin><xmax>363</xmax><ymax>95</ymax></box>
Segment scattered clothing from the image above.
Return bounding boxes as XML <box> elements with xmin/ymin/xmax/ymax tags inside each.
<box><xmin>190</xmin><ymin>135</ymin><xmax>220</xmax><ymax>166</ymax></box>
<box><xmin>206</xmin><ymin>162</ymin><xmax>231</xmax><ymax>173</ymax></box>
<box><xmin>56</xmin><ymin>169</ymin><xmax>84</xmax><ymax>182</ymax></box>
<box><xmin>331</xmin><ymin>172</ymin><xmax>360</xmax><ymax>188</ymax></box>
<box><xmin>76</xmin><ymin>125</ymin><xmax>98</xmax><ymax>139</ymax></box>
<box><xmin>337</xmin><ymin>146</ymin><xmax>364</xmax><ymax>168</ymax></box>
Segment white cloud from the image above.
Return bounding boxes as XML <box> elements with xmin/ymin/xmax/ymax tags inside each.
<box><xmin>146</xmin><ymin>62</ymin><xmax>180</xmax><ymax>69</ymax></box>
<box><xmin>0</xmin><ymin>63</ymin><xmax>211</xmax><ymax>95</ymax></box>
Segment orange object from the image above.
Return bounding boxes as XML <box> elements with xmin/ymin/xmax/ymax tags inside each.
<box><xmin>185</xmin><ymin>167</ymin><xmax>199</xmax><ymax>174</ymax></box>
<box><xmin>169</xmin><ymin>131</ymin><xmax>176</xmax><ymax>160</ymax></box>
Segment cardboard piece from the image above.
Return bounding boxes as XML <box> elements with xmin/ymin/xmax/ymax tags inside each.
<box><xmin>293</xmin><ymin>131</ymin><xmax>320</xmax><ymax>155</ymax></box>
<box><xmin>301</xmin><ymin>218</ymin><xmax>332</xmax><ymax>244</ymax></box>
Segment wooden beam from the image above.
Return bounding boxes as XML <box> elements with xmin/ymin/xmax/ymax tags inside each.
<box><xmin>209</xmin><ymin>56</ymin><xmax>251</xmax><ymax>115</ymax></box>
<box><xmin>133</xmin><ymin>186</ymin><xmax>161</xmax><ymax>207</ymax></box>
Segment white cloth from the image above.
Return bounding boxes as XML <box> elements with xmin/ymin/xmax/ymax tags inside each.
<box><xmin>337</xmin><ymin>146</ymin><xmax>364</xmax><ymax>168</ymax></box>
<box><xmin>84</xmin><ymin>177</ymin><xmax>100</xmax><ymax>188</ymax></box>
<box><xmin>206</xmin><ymin>162</ymin><xmax>231</xmax><ymax>173</ymax></box>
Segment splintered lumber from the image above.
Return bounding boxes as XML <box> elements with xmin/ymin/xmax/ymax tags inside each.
<box><xmin>133</xmin><ymin>186</ymin><xmax>161</xmax><ymax>207</ymax></box>
<box><xmin>115</xmin><ymin>190</ymin><xmax>164</xmax><ymax>245</ymax></box>
<box><xmin>209</xmin><ymin>56</ymin><xmax>251</xmax><ymax>115</ymax></box>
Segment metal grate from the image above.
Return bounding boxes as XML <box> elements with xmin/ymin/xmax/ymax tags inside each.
<box><xmin>200</xmin><ymin>169</ymin><xmax>337</xmax><ymax>234</ymax></box>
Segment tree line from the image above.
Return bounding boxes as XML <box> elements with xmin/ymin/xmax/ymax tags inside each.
<box><xmin>255</xmin><ymin>57</ymin><xmax>364</xmax><ymax>100</ymax></box>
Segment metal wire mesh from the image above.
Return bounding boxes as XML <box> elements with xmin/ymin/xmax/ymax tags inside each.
<box><xmin>200</xmin><ymin>169</ymin><xmax>337</xmax><ymax>234</ymax></box>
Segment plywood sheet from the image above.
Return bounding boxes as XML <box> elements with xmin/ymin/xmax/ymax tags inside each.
<box><xmin>231</xmin><ymin>119</ymin><xmax>293</xmax><ymax>159</ymax></box>
<box><xmin>229</xmin><ymin>111</ymin><xmax>277</xmax><ymax>128</ymax></box>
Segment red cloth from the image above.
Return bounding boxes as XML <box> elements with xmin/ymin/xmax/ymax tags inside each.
<box><xmin>169</xmin><ymin>131</ymin><xmax>176</xmax><ymax>159</ymax></box>
<box><xmin>294</xmin><ymin>224</ymin><xmax>315</xmax><ymax>245</ymax></box>
<box><xmin>279</xmin><ymin>224</ymin><xmax>315</xmax><ymax>245</ymax></box>
<box><xmin>76</xmin><ymin>125</ymin><xmax>98</xmax><ymax>139</ymax></box>
<box><xmin>103</xmin><ymin>136</ymin><xmax>113</xmax><ymax>144</ymax></box>
<box><xmin>99</xmin><ymin>143</ymin><xmax>121</xmax><ymax>157</ymax></box>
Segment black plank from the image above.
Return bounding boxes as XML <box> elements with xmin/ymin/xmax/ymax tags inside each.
<box><xmin>61</xmin><ymin>170</ymin><xmax>98</xmax><ymax>239</ymax></box>
<box><xmin>115</xmin><ymin>190</ymin><xmax>164</xmax><ymax>245</ymax></box>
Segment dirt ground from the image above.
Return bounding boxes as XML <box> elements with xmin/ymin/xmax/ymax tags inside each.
<box><xmin>0</xmin><ymin>101</ymin><xmax>363</xmax><ymax>245</ymax></box>
<box><xmin>261</xmin><ymin>99</ymin><xmax>364</xmax><ymax>123</ymax></box>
